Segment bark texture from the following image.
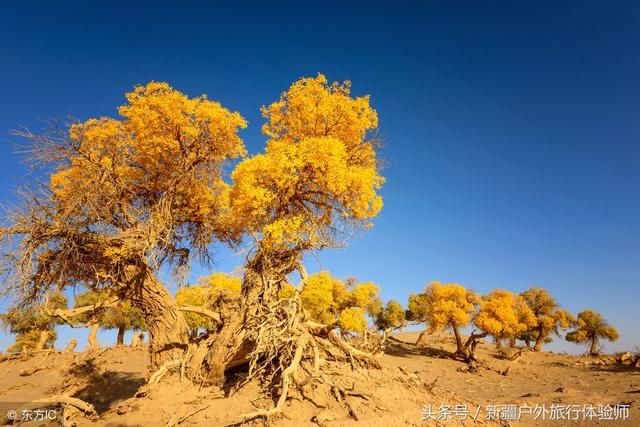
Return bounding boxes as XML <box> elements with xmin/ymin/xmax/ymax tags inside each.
<box><xmin>128</xmin><ymin>269</ymin><xmax>189</xmax><ymax>368</ymax></box>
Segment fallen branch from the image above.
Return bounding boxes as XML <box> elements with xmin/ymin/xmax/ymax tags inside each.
<box><xmin>149</xmin><ymin>359</ymin><xmax>182</xmax><ymax>384</ymax></box>
<box><xmin>46</xmin><ymin>298</ymin><xmax>119</xmax><ymax>324</ymax></box>
<box><xmin>176</xmin><ymin>305</ymin><xmax>222</xmax><ymax>324</ymax></box>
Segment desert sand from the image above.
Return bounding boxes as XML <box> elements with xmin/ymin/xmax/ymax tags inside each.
<box><xmin>0</xmin><ymin>332</ymin><xmax>637</xmax><ymax>426</ymax></box>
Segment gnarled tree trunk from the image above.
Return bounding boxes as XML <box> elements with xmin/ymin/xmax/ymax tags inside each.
<box><xmin>533</xmin><ymin>328</ymin><xmax>545</xmax><ymax>352</ymax></box>
<box><xmin>130</xmin><ymin>272</ymin><xmax>189</xmax><ymax>368</ymax></box>
<box><xmin>35</xmin><ymin>330</ymin><xmax>49</xmax><ymax>351</ymax></box>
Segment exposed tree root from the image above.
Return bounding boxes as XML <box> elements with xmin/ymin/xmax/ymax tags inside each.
<box><xmin>240</xmin><ymin>334</ymin><xmax>309</xmax><ymax>421</ymax></box>
<box><xmin>19</xmin><ymin>364</ymin><xmax>51</xmax><ymax>376</ymax></box>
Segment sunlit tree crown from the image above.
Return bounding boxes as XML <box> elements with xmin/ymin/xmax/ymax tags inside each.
<box><xmin>230</xmin><ymin>74</ymin><xmax>384</xmax><ymax>251</ymax></box>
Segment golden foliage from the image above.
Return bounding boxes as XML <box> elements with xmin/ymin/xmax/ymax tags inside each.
<box><xmin>520</xmin><ymin>287</ymin><xmax>575</xmax><ymax>336</ymax></box>
<box><xmin>198</xmin><ymin>272</ymin><xmax>242</xmax><ymax>294</ymax></box>
<box><xmin>300</xmin><ymin>271</ymin><xmax>347</xmax><ymax>325</ymax></box>
<box><xmin>7</xmin><ymin>329</ymin><xmax>57</xmax><ymax>353</ymax></box>
<box><xmin>1</xmin><ymin>290</ymin><xmax>67</xmax><ymax>352</ymax></box>
<box><xmin>300</xmin><ymin>271</ymin><xmax>381</xmax><ymax>333</ymax></box>
<box><xmin>176</xmin><ymin>272</ymin><xmax>242</xmax><ymax>331</ymax></box>
<box><xmin>410</xmin><ymin>282</ymin><xmax>480</xmax><ymax>333</ymax></box>
<box><xmin>375</xmin><ymin>300</ymin><xmax>406</xmax><ymax>331</ymax></box>
<box><xmin>566</xmin><ymin>309</ymin><xmax>619</xmax><ymax>345</ymax></box>
<box><xmin>230</xmin><ymin>74</ymin><xmax>383</xmax><ymax>251</ymax></box>
<box><xmin>176</xmin><ymin>285</ymin><xmax>215</xmax><ymax>331</ymax></box>
<box><xmin>474</xmin><ymin>289</ymin><xmax>536</xmax><ymax>341</ymax></box>
<box><xmin>348</xmin><ymin>282</ymin><xmax>382</xmax><ymax>317</ymax></box>
<box><xmin>52</xmin><ymin>82</ymin><xmax>246</xmax><ymax>229</ymax></box>
<box><xmin>337</xmin><ymin>307</ymin><xmax>367</xmax><ymax>334</ymax></box>
<box><xmin>2</xmin><ymin>81</ymin><xmax>248</xmax><ymax>306</ymax></box>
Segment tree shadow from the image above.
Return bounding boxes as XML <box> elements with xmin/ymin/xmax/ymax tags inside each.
<box><xmin>73</xmin><ymin>371</ymin><xmax>146</xmax><ymax>413</ymax></box>
<box><xmin>62</xmin><ymin>359</ymin><xmax>145</xmax><ymax>414</ymax></box>
<box><xmin>384</xmin><ymin>337</ymin><xmax>456</xmax><ymax>360</ymax></box>
<box><xmin>590</xmin><ymin>364</ymin><xmax>640</xmax><ymax>374</ymax></box>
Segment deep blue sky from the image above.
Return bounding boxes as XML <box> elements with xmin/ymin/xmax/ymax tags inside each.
<box><xmin>1</xmin><ymin>1</ymin><xmax>638</xmax><ymax>353</ymax></box>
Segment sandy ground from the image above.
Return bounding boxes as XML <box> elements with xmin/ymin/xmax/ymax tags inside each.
<box><xmin>0</xmin><ymin>332</ymin><xmax>637</xmax><ymax>426</ymax></box>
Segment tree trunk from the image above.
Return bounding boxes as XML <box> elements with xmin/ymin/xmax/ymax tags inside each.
<box><xmin>462</xmin><ymin>330</ymin><xmax>488</xmax><ymax>362</ymax></box>
<box><xmin>452</xmin><ymin>324</ymin><xmax>464</xmax><ymax>354</ymax></box>
<box><xmin>509</xmin><ymin>337</ymin><xmax>516</xmax><ymax>348</ymax></box>
<box><xmin>415</xmin><ymin>330</ymin><xmax>429</xmax><ymax>347</ymax></box>
<box><xmin>495</xmin><ymin>338</ymin><xmax>502</xmax><ymax>349</ymax></box>
<box><xmin>64</xmin><ymin>338</ymin><xmax>77</xmax><ymax>353</ymax></box>
<box><xmin>35</xmin><ymin>330</ymin><xmax>49</xmax><ymax>351</ymax></box>
<box><xmin>589</xmin><ymin>337</ymin><xmax>598</xmax><ymax>356</ymax></box>
<box><xmin>129</xmin><ymin>270</ymin><xmax>189</xmax><ymax>368</ymax></box>
<box><xmin>131</xmin><ymin>332</ymin><xmax>143</xmax><ymax>347</ymax></box>
<box><xmin>117</xmin><ymin>326</ymin><xmax>125</xmax><ymax>346</ymax></box>
<box><xmin>524</xmin><ymin>338</ymin><xmax>531</xmax><ymax>348</ymax></box>
<box><xmin>533</xmin><ymin>329</ymin><xmax>545</xmax><ymax>352</ymax></box>
<box><xmin>88</xmin><ymin>323</ymin><xmax>99</xmax><ymax>351</ymax></box>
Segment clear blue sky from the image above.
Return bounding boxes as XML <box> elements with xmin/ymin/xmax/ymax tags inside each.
<box><xmin>0</xmin><ymin>1</ymin><xmax>638</xmax><ymax>354</ymax></box>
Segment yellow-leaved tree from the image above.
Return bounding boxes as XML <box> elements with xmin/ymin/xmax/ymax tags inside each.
<box><xmin>473</xmin><ymin>289</ymin><xmax>537</xmax><ymax>349</ymax></box>
<box><xmin>220</xmin><ymin>74</ymin><xmax>384</xmax><ymax>418</ymax></box>
<box><xmin>375</xmin><ymin>300</ymin><xmax>406</xmax><ymax>341</ymax></box>
<box><xmin>73</xmin><ymin>290</ymin><xmax>145</xmax><ymax>348</ymax></box>
<box><xmin>520</xmin><ymin>288</ymin><xmax>575</xmax><ymax>351</ymax></box>
<box><xmin>407</xmin><ymin>282</ymin><xmax>481</xmax><ymax>360</ymax></box>
<box><xmin>0</xmin><ymin>290</ymin><xmax>68</xmax><ymax>353</ymax></box>
<box><xmin>0</xmin><ymin>82</ymin><xmax>247</xmax><ymax>368</ymax></box>
<box><xmin>0</xmin><ymin>75</ymin><xmax>385</xmax><ymax>420</ymax></box>
<box><xmin>176</xmin><ymin>273</ymin><xmax>242</xmax><ymax>338</ymax></box>
<box><xmin>565</xmin><ymin>309</ymin><xmax>619</xmax><ymax>356</ymax></box>
<box><xmin>300</xmin><ymin>271</ymin><xmax>381</xmax><ymax>334</ymax></box>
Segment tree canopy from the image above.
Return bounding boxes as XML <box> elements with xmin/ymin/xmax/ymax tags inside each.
<box><xmin>300</xmin><ymin>271</ymin><xmax>382</xmax><ymax>334</ymax></box>
<box><xmin>375</xmin><ymin>300</ymin><xmax>406</xmax><ymax>332</ymax></box>
<box><xmin>407</xmin><ymin>282</ymin><xmax>481</xmax><ymax>357</ymax></box>
<box><xmin>1</xmin><ymin>81</ymin><xmax>247</xmax><ymax>303</ymax></box>
<box><xmin>1</xmin><ymin>290</ymin><xmax>67</xmax><ymax>352</ymax></box>
<box><xmin>176</xmin><ymin>272</ymin><xmax>242</xmax><ymax>335</ymax></box>
<box><xmin>520</xmin><ymin>287</ymin><xmax>575</xmax><ymax>351</ymax></box>
<box><xmin>230</xmin><ymin>74</ymin><xmax>383</xmax><ymax>253</ymax></box>
<box><xmin>74</xmin><ymin>290</ymin><xmax>145</xmax><ymax>345</ymax></box>
<box><xmin>566</xmin><ymin>309</ymin><xmax>619</xmax><ymax>356</ymax></box>
<box><xmin>473</xmin><ymin>289</ymin><xmax>537</xmax><ymax>347</ymax></box>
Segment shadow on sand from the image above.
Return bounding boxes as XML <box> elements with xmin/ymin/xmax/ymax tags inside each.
<box><xmin>73</xmin><ymin>371</ymin><xmax>146</xmax><ymax>413</ymax></box>
<box><xmin>384</xmin><ymin>336</ymin><xmax>456</xmax><ymax>360</ymax></box>
<box><xmin>64</xmin><ymin>358</ymin><xmax>146</xmax><ymax>414</ymax></box>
